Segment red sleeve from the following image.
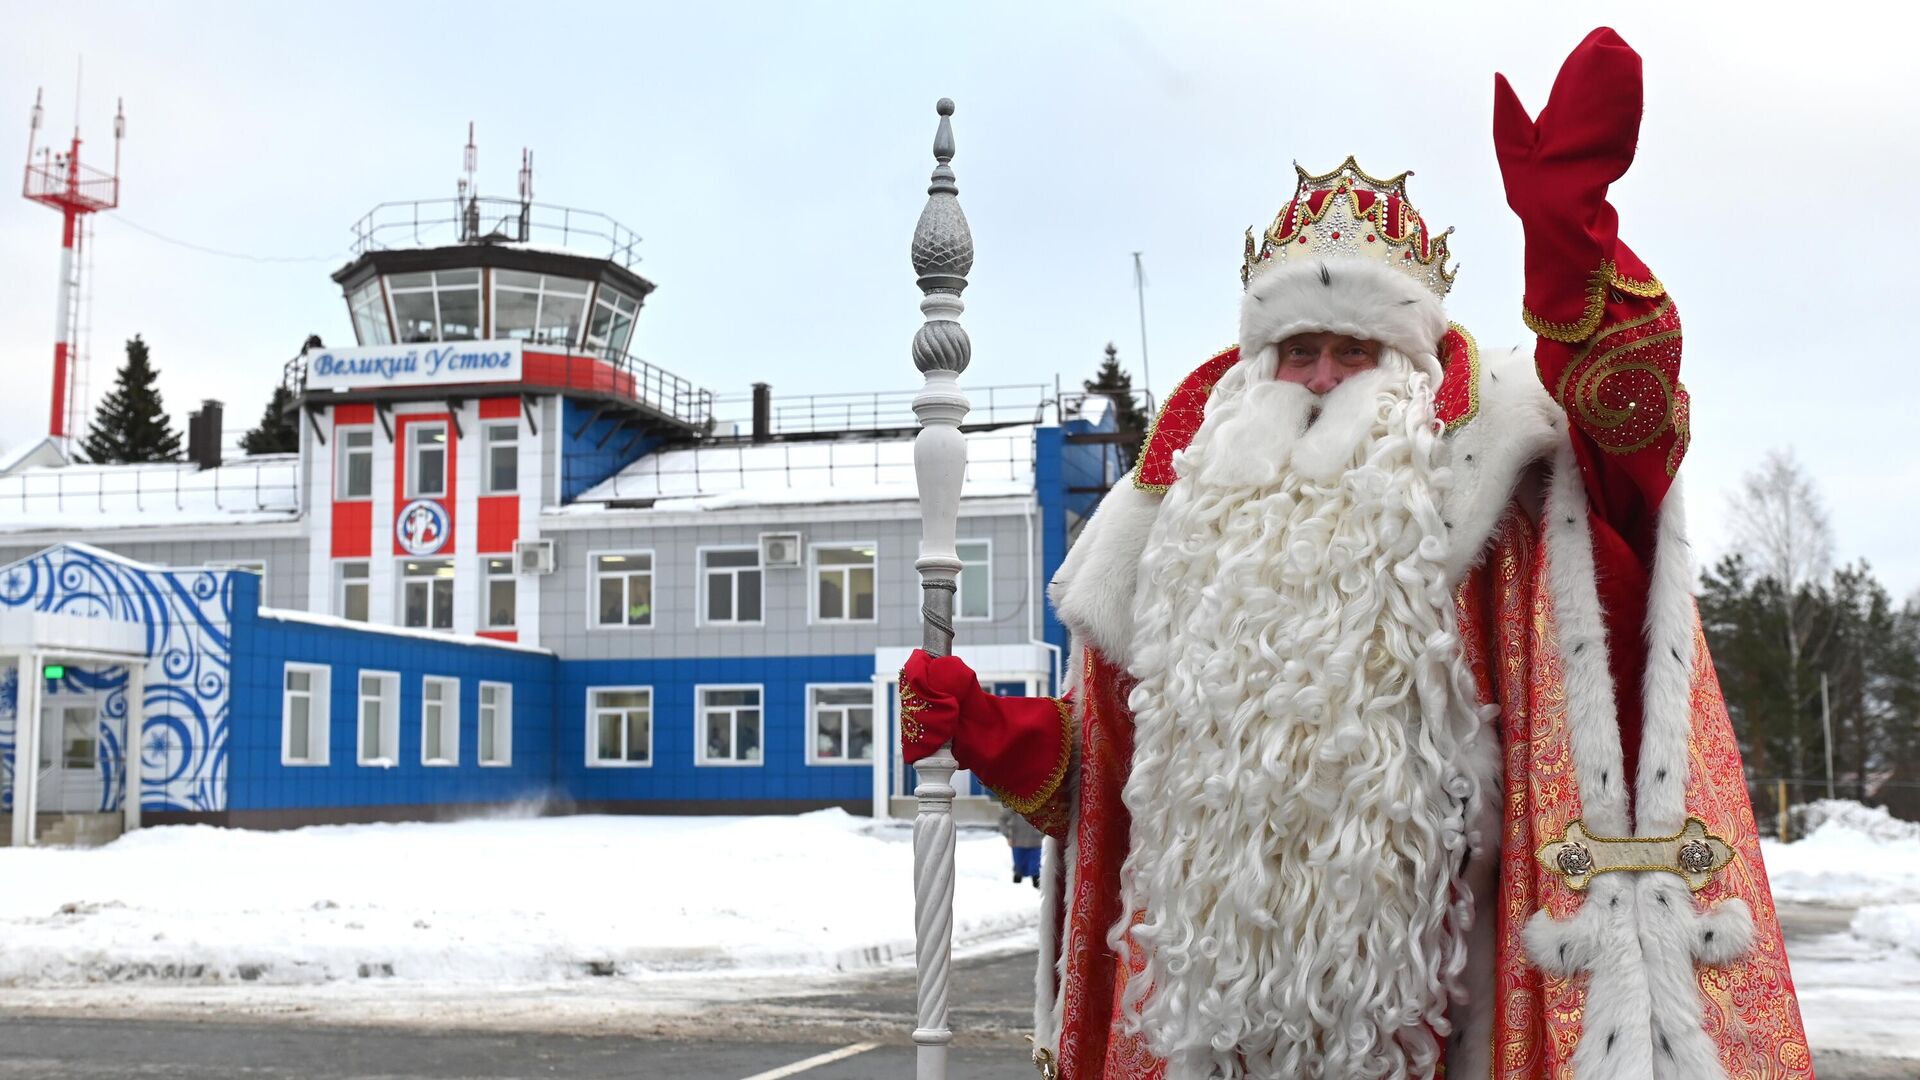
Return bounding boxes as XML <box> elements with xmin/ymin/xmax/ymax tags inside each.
<box><xmin>900</xmin><ymin>656</ymin><xmax>1076</xmax><ymax>840</ymax></box>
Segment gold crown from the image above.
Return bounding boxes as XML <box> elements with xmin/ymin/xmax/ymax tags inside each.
<box><xmin>1241</xmin><ymin>157</ymin><xmax>1456</xmax><ymax>299</ymax></box>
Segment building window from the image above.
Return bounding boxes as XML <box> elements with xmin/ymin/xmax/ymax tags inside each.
<box><xmin>282</xmin><ymin>663</ymin><xmax>330</xmax><ymax>766</ymax></box>
<box><xmin>593</xmin><ymin>552</ymin><xmax>654</xmax><ymax>627</ymax></box>
<box><xmin>422</xmin><ymin>676</ymin><xmax>459</xmax><ymax>766</ymax></box>
<box><xmin>483</xmin><ymin>557</ymin><xmax>516</xmax><ymax>630</ymax></box>
<box><xmin>702</xmin><ymin>548</ymin><xmax>762</xmax><ymax>625</ymax></box>
<box><xmin>387</xmin><ymin>269</ymin><xmax>481</xmax><ymax>343</ymax></box>
<box><xmin>336</xmin><ymin>561</ymin><xmax>370</xmax><ymax>622</ymax></box>
<box><xmin>347</xmin><ymin>278</ymin><xmax>393</xmax><ymax>346</ymax></box>
<box><xmin>956</xmin><ymin>539</ymin><xmax>991</xmax><ymax>620</ymax></box>
<box><xmin>401</xmin><ymin>559</ymin><xmax>454</xmax><ymax>630</ymax></box>
<box><xmin>407</xmin><ymin>423</ymin><xmax>448</xmax><ymax>499</ymax></box>
<box><xmin>589</xmin><ymin>687</ymin><xmax>652</xmax><ymax>767</ymax></box>
<box><xmin>336</xmin><ymin>427</ymin><xmax>374</xmax><ymax>501</ymax></box>
<box><xmin>808</xmin><ymin>685</ymin><xmax>875</xmax><ymax>764</ymax></box>
<box><xmin>697</xmin><ymin>685</ymin><xmax>763</xmax><ymax>766</ymax></box>
<box><xmin>481</xmin><ymin>421</ymin><xmax>518</xmax><ymax>494</ymax></box>
<box><xmin>585</xmin><ymin>284</ymin><xmax>641</xmax><ymax>358</ymax></box>
<box><xmin>478</xmin><ymin>682</ymin><xmax>512</xmax><ymax>766</ymax></box>
<box><xmin>492</xmin><ymin>270</ymin><xmax>590</xmax><ymax>348</ymax></box>
<box><xmin>813</xmin><ymin>544</ymin><xmax>877</xmax><ymax>622</ymax></box>
<box><xmin>358</xmin><ymin>671</ymin><xmax>399</xmax><ymax>766</ymax></box>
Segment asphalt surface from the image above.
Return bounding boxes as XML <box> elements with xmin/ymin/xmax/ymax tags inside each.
<box><xmin>2</xmin><ymin>917</ymin><xmax>1915</xmax><ymax>1078</ymax></box>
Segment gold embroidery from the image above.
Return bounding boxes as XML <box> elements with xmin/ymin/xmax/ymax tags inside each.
<box><xmin>1550</xmin><ymin>298</ymin><xmax>1682</xmax><ymax>457</ymax></box>
<box><xmin>1536</xmin><ymin>817</ymin><xmax>1738</xmax><ymax>892</ymax></box>
<box><xmin>1443</xmin><ymin>322</ymin><xmax>1483</xmax><ymax>434</ymax></box>
<box><xmin>897</xmin><ymin>667</ymin><xmax>932</xmax><ymax>746</ymax></box>
<box><xmin>990</xmin><ymin>697</ymin><xmax>1077</xmax><ymax>816</ymax></box>
<box><xmin>1666</xmin><ymin>385</ymin><xmax>1692</xmax><ymax>478</ymax></box>
<box><xmin>1522</xmin><ymin>260</ymin><xmax>1667</xmax><ymax>343</ymax></box>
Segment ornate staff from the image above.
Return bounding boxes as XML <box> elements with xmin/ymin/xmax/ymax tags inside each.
<box><xmin>909</xmin><ymin>97</ymin><xmax>972</xmax><ymax>1080</ymax></box>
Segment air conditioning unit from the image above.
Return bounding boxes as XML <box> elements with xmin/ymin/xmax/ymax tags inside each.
<box><xmin>513</xmin><ymin>539</ymin><xmax>556</xmax><ymax>576</ymax></box>
<box><xmin>760</xmin><ymin>532</ymin><xmax>802</xmax><ymax>569</ymax></box>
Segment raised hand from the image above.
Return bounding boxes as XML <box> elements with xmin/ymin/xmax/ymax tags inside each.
<box><xmin>1493</xmin><ymin>27</ymin><xmax>1657</xmax><ymax>334</ymax></box>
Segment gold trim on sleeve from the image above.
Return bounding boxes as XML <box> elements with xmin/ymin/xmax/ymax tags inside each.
<box><xmin>990</xmin><ymin>698</ymin><xmax>1077</xmax><ymax>817</ymax></box>
<box><xmin>1522</xmin><ymin>260</ymin><xmax>1667</xmax><ymax>343</ymax></box>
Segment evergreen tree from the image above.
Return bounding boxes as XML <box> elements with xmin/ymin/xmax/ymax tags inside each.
<box><xmin>82</xmin><ymin>335</ymin><xmax>183</xmax><ymax>464</ymax></box>
<box><xmin>1083</xmin><ymin>342</ymin><xmax>1150</xmax><ymax>470</ymax></box>
<box><xmin>241</xmin><ymin>336</ymin><xmax>316</xmax><ymax>455</ymax></box>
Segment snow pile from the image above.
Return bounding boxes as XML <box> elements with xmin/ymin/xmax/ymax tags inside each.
<box><xmin>0</xmin><ymin>811</ymin><xmax>1039</xmax><ymax>987</ymax></box>
<box><xmin>1793</xmin><ymin>798</ymin><xmax>1920</xmax><ymax>844</ymax></box>
<box><xmin>1761</xmin><ymin>801</ymin><xmax>1920</xmax><ymax>907</ymax></box>
<box><xmin>1850</xmin><ymin>904</ymin><xmax>1920</xmax><ymax>959</ymax></box>
<box><xmin>0</xmin><ymin>455</ymin><xmax>300</xmax><ymax>533</ymax></box>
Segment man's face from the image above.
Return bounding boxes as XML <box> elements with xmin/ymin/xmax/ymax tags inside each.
<box><xmin>1274</xmin><ymin>332</ymin><xmax>1380</xmax><ymax>395</ymax></box>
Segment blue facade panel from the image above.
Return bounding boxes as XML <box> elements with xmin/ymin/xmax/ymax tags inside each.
<box><xmin>559</xmin><ymin>398</ymin><xmax>667</xmax><ymax>503</ymax></box>
<box><xmin>559</xmin><ymin>654</ymin><xmax>877</xmax><ymax>804</ymax></box>
<box><xmin>226</xmin><ymin>607</ymin><xmax>561</xmax><ymax>812</ymax></box>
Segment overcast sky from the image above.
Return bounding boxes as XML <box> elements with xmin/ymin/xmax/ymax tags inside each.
<box><xmin>2</xmin><ymin>2</ymin><xmax>1914</xmax><ymax>595</ymax></box>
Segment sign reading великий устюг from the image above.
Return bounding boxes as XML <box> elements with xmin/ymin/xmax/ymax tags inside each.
<box><xmin>301</xmin><ymin>340</ymin><xmax>524</xmax><ymax>391</ymax></box>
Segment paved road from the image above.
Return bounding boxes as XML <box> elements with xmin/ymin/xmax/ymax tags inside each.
<box><xmin>3</xmin><ymin>921</ymin><xmax>1915</xmax><ymax>1078</ymax></box>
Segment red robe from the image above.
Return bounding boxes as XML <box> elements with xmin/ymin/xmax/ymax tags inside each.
<box><xmin>906</xmin><ymin>275</ymin><xmax>1812</xmax><ymax>1080</ymax></box>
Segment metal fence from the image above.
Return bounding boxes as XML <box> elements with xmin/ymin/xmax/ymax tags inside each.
<box><xmin>347</xmin><ymin>197</ymin><xmax>646</xmax><ymax>270</ymax></box>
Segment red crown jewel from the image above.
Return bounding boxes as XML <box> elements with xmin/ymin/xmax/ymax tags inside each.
<box><xmin>1242</xmin><ymin>157</ymin><xmax>1456</xmax><ymax>299</ymax></box>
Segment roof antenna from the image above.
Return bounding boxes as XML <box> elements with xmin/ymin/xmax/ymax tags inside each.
<box><xmin>459</xmin><ymin>123</ymin><xmax>478</xmax><ymax>242</ymax></box>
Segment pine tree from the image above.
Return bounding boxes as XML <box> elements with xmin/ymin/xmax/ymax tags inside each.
<box><xmin>240</xmin><ymin>335</ymin><xmax>316</xmax><ymax>455</ymax></box>
<box><xmin>1083</xmin><ymin>342</ymin><xmax>1150</xmax><ymax>470</ymax></box>
<box><xmin>82</xmin><ymin>335</ymin><xmax>183</xmax><ymax>464</ymax></box>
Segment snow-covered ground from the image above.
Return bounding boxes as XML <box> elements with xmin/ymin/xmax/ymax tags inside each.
<box><xmin>5</xmin><ymin>801</ymin><xmax>1920</xmax><ymax>1066</ymax></box>
<box><xmin>0</xmin><ymin>810</ymin><xmax>1038</xmax><ymax>987</ymax></box>
<box><xmin>1763</xmin><ymin>800</ymin><xmax>1920</xmax><ymax>1060</ymax></box>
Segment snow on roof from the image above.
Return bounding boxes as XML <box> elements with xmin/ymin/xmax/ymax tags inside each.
<box><xmin>0</xmin><ymin>437</ymin><xmax>67</xmax><ymax>477</ymax></box>
<box><xmin>0</xmin><ymin>455</ymin><xmax>301</xmax><ymax>533</ymax></box>
<box><xmin>258</xmin><ymin>607</ymin><xmax>553</xmax><ymax>654</ymax></box>
<box><xmin>566</xmin><ymin>425</ymin><xmax>1036</xmax><ymax>512</ymax></box>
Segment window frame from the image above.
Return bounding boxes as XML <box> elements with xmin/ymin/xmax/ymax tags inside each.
<box><xmin>281</xmin><ymin>662</ymin><xmax>331</xmax><ymax>766</ymax></box>
<box><xmin>420</xmin><ymin>675</ymin><xmax>460</xmax><ymax>767</ymax></box>
<box><xmin>805</xmin><ymin>682</ymin><xmax>878</xmax><ymax>766</ymax></box>
<box><xmin>385</xmin><ymin>268</ymin><xmax>481</xmax><ymax>344</ymax></box>
<box><xmin>809</xmin><ymin>541</ymin><xmax>879</xmax><ymax>625</ymax></box>
<box><xmin>356</xmin><ymin>670</ymin><xmax>400</xmax><ymax>767</ymax></box>
<box><xmin>955</xmin><ymin>537</ymin><xmax>993</xmax><ymax>622</ymax></box>
<box><xmin>405</xmin><ymin>421</ymin><xmax>450</xmax><ymax>500</ymax></box>
<box><xmin>399</xmin><ymin>558</ymin><xmax>455</xmax><ymax>631</ymax></box>
<box><xmin>335</xmin><ymin>559</ymin><xmax>371</xmax><ymax>622</ymax></box>
<box><xmin>588</xmin><ymin>548</ymin><xmax>657</xmax><ymax>630</ymax></box>
<box><xmin>697</xmin><ymin>545</ymin><xmax>764</xmax><ymax>627</ymax></box>
<box><xmin>586</xmin><ymin>685</ymin><xmax>654</xmax><ymax>769</ymax></box>
<box><xmin>584</xmin><ymin>282</ymin><xmax>641</xmax><ymax>358</ymax></box>
<box><xmin>482</xmin><ymin>556</ymin><xmax>517</xmax><ymax>631</ymax></box>
<box><xmin>477</xmin><ymin>681</ymin><xmax>513</xmax><ymax>767</ymax></box>
<box><xmin>480</xmin><ymin>420</ymin><xmax>519</xmax><ymax>495</ymax></box>
<box><xmin>694</xmin><ymin>683</ymin><xmax>765</xmax><ymax>768</ymax></box>
<box><xmin>490</xmin><ymin>270</ymin><xmax>592</xmax><ymax>349</ymax></box>
<box><xmin>347</xmin><ymin>277</ymin><xmax>394</xmax><ymax>346</ymax></box>
<box><xmin>335</xmin><ymin>425</ymin><xmax>375</xmax><ymax>502</ymax></box>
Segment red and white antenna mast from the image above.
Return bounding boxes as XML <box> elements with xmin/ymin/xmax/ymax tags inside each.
<box><xmin>22</xmin><ymin>79</ymin><xmax>124</xmax><ymax>444</ymax></box>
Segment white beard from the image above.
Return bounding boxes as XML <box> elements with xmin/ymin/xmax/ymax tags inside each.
<box><xmin>1114</xmin><ymin>350</ymin><xmax>1489</xmax><ymax>1080</ymax></box>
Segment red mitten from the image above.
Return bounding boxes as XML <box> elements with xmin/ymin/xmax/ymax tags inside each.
<box><xmin>898</xmin><ymin>648</ymin><xmax>993</xmax><ymax>765</ymax></box>
<box><xmin>1493</xmin><ymin>27</ymin><xmax>1656</xmax><ymax>335</ymax></box>
<box><xmin>899</xmin><ymin>650</ymin><xmax>1074</xmax><ymax>814</ymax></box>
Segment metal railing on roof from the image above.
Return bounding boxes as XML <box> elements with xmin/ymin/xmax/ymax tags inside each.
<box><xmin>707</xmin><ymin>384</ymin><xmax>1053</xmax><ymax>439</ymax></box>
<box><xmin>348</xmin><ymin>197</ymin><xmax>646</xmax><ymax>270</ymax></box>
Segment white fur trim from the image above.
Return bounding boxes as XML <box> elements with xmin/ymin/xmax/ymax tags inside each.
<box><xmin>1541</xmin><ymin>445</ymin><xmax>1631</xmax><ymax>836</ymax></box>
<box><xmin>1526</xmin><ymin>458</ymin><xmax>1754</xmax><ymax>1079</ymax></box>
<box><xmin>1240</xmin><ymin>257</ymin><xmax>1447</xmax><ymax>375</ymax></box>
<box><xmin>1440</xmin><ymin>345</ymin><xmax>1564</xmax><ymax>586</ymax></box>
<box><xmin>1446</xmin><ymin>740</ymin><xmax>1505</xmax><ymax>1080</ymax></box>
<box><xmin>1032</xmin><ymin>833</ymin><xmax>1064</xmax><ymax>1048</ymax></box>
<box><xmin>1635</xmin><ymin>481</ymin><xmax>1698</xmax><ymax>835</ymax></box>
<box><xmin>1048</xmin><ymin>478</ymin><xmax>1161</xmax><ymax>670</ymax></box>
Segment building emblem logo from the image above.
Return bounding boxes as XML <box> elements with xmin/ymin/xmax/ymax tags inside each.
<box><xmin>395</xmin><ymin>499</ymin><xmax>450</xmax><ymax>555</ymax></box>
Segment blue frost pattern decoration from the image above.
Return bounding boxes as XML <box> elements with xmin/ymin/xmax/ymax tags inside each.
<box><xmin>0</xmin><ymin>546</ymin><xmax>233</xmax><ymax>812</ymax></box>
